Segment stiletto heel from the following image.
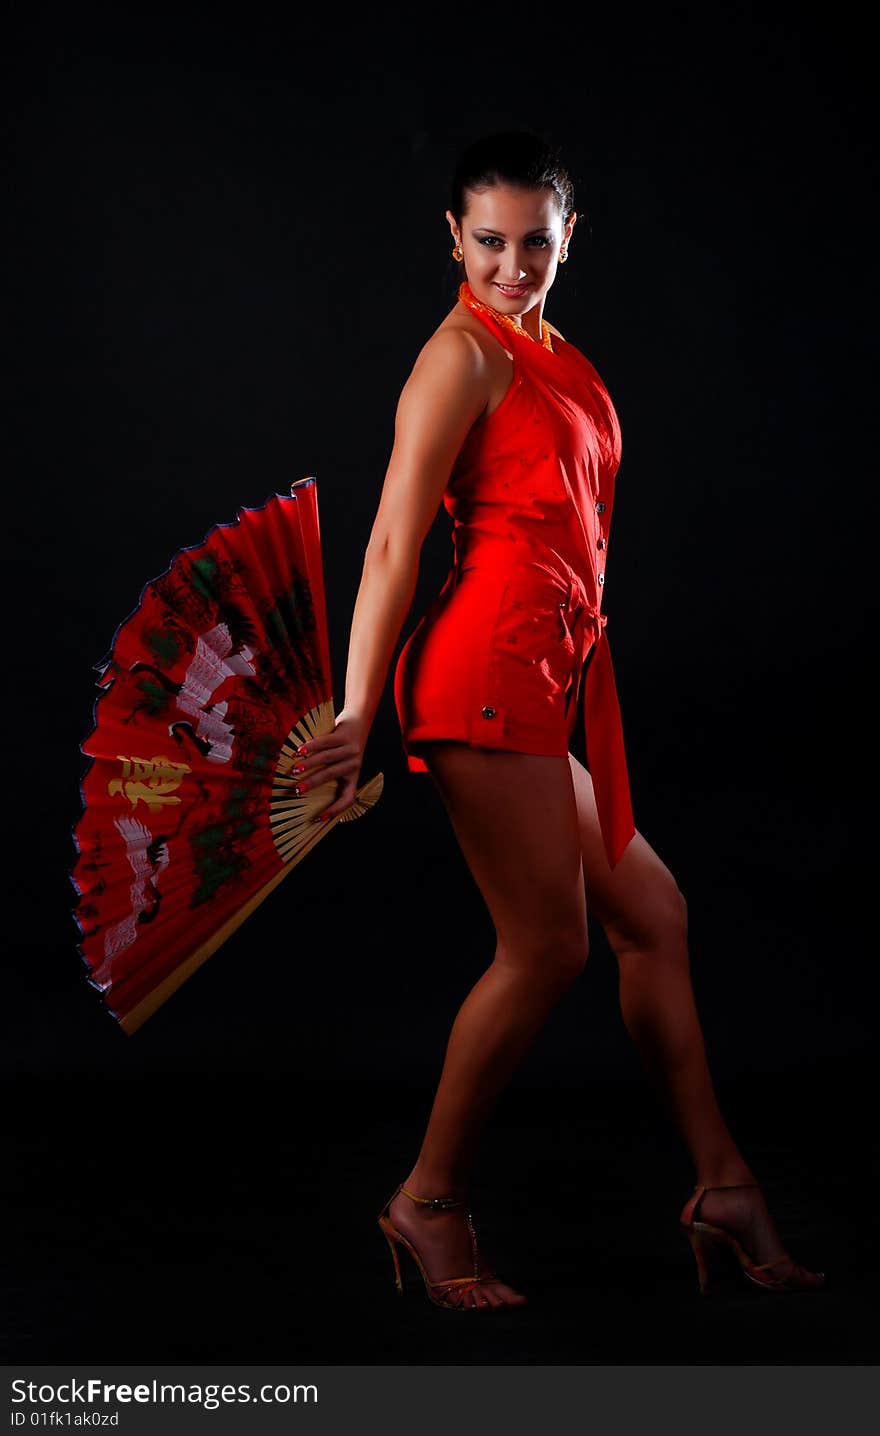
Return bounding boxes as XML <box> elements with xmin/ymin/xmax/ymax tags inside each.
<box><xmin>685</xmin><ymin>1227</ymin><xmax>711</xmax><ymax>1295</ymax></box>
<box><xmin>381</xmin><ymin>1228</ymin><xmax>403</xmax><ymax>1294</ymax></box>
<box><xmin>680</xmin><ymin>1182</ymin><xmax>826</xmax><ymax>1295</ymax></box>
<box><xmin>377</xmin><ymin>1181</ymin><xmax>526</xmax><ymax>1312</ymax></box>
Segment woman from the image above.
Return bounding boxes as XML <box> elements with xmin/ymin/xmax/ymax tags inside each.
<box><xmin>291</xmin><ymin>131</ymin><xmax>826</xmax><ymax>1310</ymax></box>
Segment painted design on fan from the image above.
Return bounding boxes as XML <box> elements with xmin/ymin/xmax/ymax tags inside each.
<box><xmin>248</xmin><ymin>574</ymin><xmax>321</xmax><ymax>697</ymax></box>
<box><xmin>123</xmin><ymin>625</ymin><xmax>257</xmax><ymax>761</ymax></box>
<box><xmin>94</xmin><ymin>816</ymin><xmax>170</xmax><ymax>981</ymax></box>
<box><xmin>190</xmin><ymin>779</ymin><xmax>263</xmax><ymax>906</ymax></box>
<box><xmin>108</xmin><ymin>754</ymin><xmax>192</xmax><ymax>812</ymax></box>
<box><xmin>171</xmin><ymin>623</ymin><xmax>257</xmax><ymax>763</ymax></box>
<box><xmin>150</xmin><ymin>552</ymin><xmax>253</xmax><ymax>633</ymax></box>
<box><xmin>146</xmin><ymin>552</ymin><xmax>263</xmax><ymax>669</ymax></box>
<box><xmin>71</xmin><ymin>828</ymin><xmax>111</xmax><ymax>941</ymax></box>
<box><xmin>126</xmin><ymin>563</ymin><xmax>318</xmax><ymax>734</ymax></box>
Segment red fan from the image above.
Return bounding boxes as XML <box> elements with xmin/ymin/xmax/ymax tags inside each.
<box><xmin>70</xmin><ymin>477</ymin><xmax>383</xmax><ymax>1035</ymax></box>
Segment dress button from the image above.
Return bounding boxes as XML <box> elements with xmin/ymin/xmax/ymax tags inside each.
<box><xmin>597</xmin><ymin>537</ymin><xmax>607</xmax><ymax>550</ymax></box>
<box><xmin>481</xmin><ymin>705</ymin><xmax>497</xmax><ymax>719</ymax></box>
<box><xmin>598</xmin><ymin>573</ymin><xmax>605</xmax><ymax>585</ymax></box>
<box><xmin>596</xmin><ymin>500</ymin><xmax>606</xmax><ymax>514</ymax></box>
<box><xmin>558</xmin><ymin>599</ymin><xmax>566</xmax><ymax>607</ymax></box>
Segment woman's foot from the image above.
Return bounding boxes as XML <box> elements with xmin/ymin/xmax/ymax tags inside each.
<box><xmin>386</xmin><ymin>1185</ymin><xmax>528</xmax><ymax>1310</ymax></box>
<box><xmin>690</xmin><ymin>1181</ymin><xmax>824</xmax><ymax>1288</ymax></box>
<box><xmin>694</xmin><ymin>1183</ymin><xmax>789</xmax><ymax>1266</ymax></box>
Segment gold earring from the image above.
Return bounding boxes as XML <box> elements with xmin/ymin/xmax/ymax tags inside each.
<box><xmin>452</xmin><ymin>242</ymin><xmax>463</xmax><ymax>262</ymax></box>
<box><xmin>559</xmin><ymin>249</ymin><xmax>568</xmax><ymax>263</ymax></box>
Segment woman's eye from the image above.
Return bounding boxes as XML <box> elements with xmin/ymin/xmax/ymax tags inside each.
<box><xmin>476</xmin><ymin>236</ymin><xmax>551</xmax><ymax>248</ymax></box>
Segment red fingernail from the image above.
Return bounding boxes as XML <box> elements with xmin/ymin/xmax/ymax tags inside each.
<box><xmin>297</xmin><ymin>745</ymin><xmax>308</xmax><ymax>756</ymax></box>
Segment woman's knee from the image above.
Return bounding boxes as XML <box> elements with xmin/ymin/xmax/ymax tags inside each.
<box><xmin>494</xmin><ymin>924</ymin><xmax>589</xmax><ymax>990</ymax></box>
<box><xmin>604</xmin><ymin>874</ymin><xmax>688</xmax><ymax>958</ymax></box>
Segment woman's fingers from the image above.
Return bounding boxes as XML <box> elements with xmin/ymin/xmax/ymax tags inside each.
<box><xmin>293</xmin><ymin>736</ymin><xmax>356</xmax><ymax>780</ymax></box>
<box><xmin>293</xmin><ymin>715</ymin><xmax>368</xmax><ymax>822</ymax></box>
<box><xmin>295</xmin><ymin>761</ymin><xmax>354</xmax><ymax>791</ymax></box>
<box><xmin>311</xmin><ymin>777</ymin><xmax>359</xmax><ymax>823</ymax></box>
<box><xmin>291</xmin><ymin>743</ymin><xmax>362</xmax><ymax>820</ymax></box>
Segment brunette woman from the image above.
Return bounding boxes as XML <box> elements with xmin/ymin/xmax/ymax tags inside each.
<box><xmin>291</xmin><ymin>131</ymin><xmax>825</xmax><ymax>1310</ymax></box>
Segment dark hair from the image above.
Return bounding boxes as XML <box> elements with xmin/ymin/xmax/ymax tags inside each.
<box><xmin>449</xmin><ymin>129</ymin><xmax>575</xmax><ymax>226</ymax></box>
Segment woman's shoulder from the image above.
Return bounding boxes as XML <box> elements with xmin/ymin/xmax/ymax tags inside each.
<box><xmin>400</xmin><ymin>312</ymin><xmax>494</xmax><ymax>414</ymax></box>
<box><xmin>412</xmin><ymin>314</ymin><xmax>491</xmax><ymax>377</ymax></box>
<box><xmin>410</xmin><ymin>306</ymin><xmax>504</xmax><ymax>382</ymax></box>
<box><xmin>430</xmin><ymin>303</ymin><xmax>502</xmax><ymax>354</ymax></box>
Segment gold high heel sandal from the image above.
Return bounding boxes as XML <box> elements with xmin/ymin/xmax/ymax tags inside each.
<box><xmin>680</xmin><ymin>1181</ymin><xmax>826</xmax><ymax>1294</ymax></box>
<box><xmin>377</xmin><ymin>1182</ymin><xmax>524</xmax><ymax>1311</ymax></box>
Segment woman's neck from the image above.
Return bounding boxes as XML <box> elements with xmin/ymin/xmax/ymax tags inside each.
<box><xmin>460</xmin><ymin>281</ymin><xmax>552</xmax><ymax>351</ymax></box>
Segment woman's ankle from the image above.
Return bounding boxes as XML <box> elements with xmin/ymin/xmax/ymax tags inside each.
<box><xmin>402</xmin><ymin>1163</ymin><xmax>470</xmax><ymax>1202</ymax></box>
<box><xmin>694</xmin><ymin>1161</ymin><xmax>758</xmax><ymax>1189</ymax></box>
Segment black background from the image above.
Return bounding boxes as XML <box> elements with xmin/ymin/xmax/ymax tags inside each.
<box><xmin>4</xmin><ymin>4</ymin><xmax>876</xmax><ymax>1366</ymax></box>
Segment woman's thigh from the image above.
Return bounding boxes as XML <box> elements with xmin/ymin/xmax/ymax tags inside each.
<box><xmin>567</xmin><ymin>751</ymin><xmax>688</xmax><ymax>955</ymax></box>
<box><xmin>420</xmin><ymin>741</ymin><xmax>589</xmax><ymax>978</ymax></box>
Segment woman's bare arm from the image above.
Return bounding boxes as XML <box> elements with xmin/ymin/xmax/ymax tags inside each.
<box><xmin>342</xmin><ymin>327</ymin><xmax>489</xmax><ymax>727</ymax></box>
<box><xmin>292</xmin><ymin>324</ymin><xmax>491</xmax><ymax>818</ymax></box>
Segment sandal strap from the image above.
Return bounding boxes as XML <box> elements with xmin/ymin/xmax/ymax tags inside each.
<box><xmin>754</xmin><ymin>1253</ymin><xmax>796</xmax><ymax>1271</ymax></box>
<box><xmin>694</xmin><ymin>1182</ymin><xmax>760</xmax><ymax>1191</ymax></box>
<box><xmin>681</xmin><ymin>1181</ymin><xmax>761</xmax><ymax>1227</ymax></box>
<box><xmin>398</xmin><ymin>1183</ymin><xmax>465</xmax><ymax>1211</ymax></box>
<box><xmin>398</xmin><ymin>1182</ymin><xmax>484</xmax><ymax>1280</ymax></box>
<box><xmin>427</xmin><ymin>1272</ymin><xmax>494</xmax><ymax>1290</ymax></box>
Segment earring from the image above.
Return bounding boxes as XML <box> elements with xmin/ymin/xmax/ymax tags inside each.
<box><xmin>559</xmin><ymin>249</ymin><xmax>568</xmax><ymax>263</ymax></box>
<box><xmin>452</xmin><ymin>242</ymin><xmax>463</xmax><ymax>262</ymax></box>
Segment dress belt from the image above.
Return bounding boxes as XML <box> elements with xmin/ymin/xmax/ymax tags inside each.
<box><xmin>450</xmin><ymin>553</ymin><xmax>636</xmax><ymax>869</ymax></box>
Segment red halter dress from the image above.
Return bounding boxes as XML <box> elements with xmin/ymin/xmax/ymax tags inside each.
<box><xmin>393</xmin><ymin>280</ymin><xmax>636</xmax><ymax>869</ymax></box>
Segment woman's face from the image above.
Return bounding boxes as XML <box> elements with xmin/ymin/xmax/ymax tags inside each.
<box><xmin>447</xmin><ymin>184</ymin><xmax>575</xmax><ymax>316</ymax></box>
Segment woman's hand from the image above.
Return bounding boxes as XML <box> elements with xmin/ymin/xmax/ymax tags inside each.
<box><xmin>292</xmin><ymin>707</ymin><xmax>370</xmax><ymax>823</ymax></box>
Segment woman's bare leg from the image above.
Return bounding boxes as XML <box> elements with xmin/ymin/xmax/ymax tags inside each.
<box><xmin>388</xmin><ymin>740</ymin><xmax>589</xmax><ymax>1309</ymax></box>
<box><xmin>567</xmin><ymin>751</ymin><xmax>793</xmax><ymax>1264</ymax></box>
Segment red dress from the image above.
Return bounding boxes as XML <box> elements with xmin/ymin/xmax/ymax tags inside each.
<box><xmin>393</xmin><ymin>281</ymin><xmax>636</xmax><ymax>870</ymax></box>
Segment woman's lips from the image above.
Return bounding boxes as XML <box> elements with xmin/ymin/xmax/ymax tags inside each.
<box><xmin>494</xmin><ymin>282</ymin><xmax>531</xmax><ymax>297</ymax></box>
